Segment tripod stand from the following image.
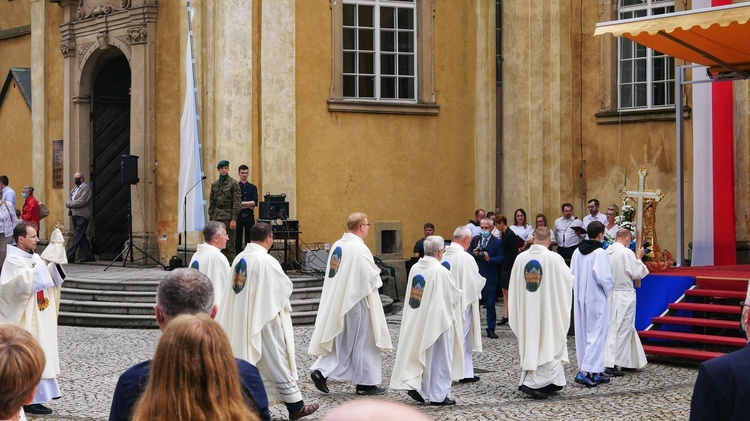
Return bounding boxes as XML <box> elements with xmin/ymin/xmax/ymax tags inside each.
<box><xmin>104</xmin><ymin>187</ymin><xmax>166</xmax><ymax>271</ymax></box>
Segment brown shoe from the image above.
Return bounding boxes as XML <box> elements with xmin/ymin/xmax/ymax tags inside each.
<box><xmin>289</xmin><ymin>403</ymin><xmax>319</xmax><ymax>420</ymax></box>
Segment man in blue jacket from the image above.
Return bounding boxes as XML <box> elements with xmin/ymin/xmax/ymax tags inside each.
<box><xmin>690</xmin><ymin>283</ymin><xmax>750</xmax><ymax>421</ymax></box>
<box><xmin>469</xmin><ymin>218</ymin><xmax>504</xmax><ymax>338</ymax></box>
<box><xmin>109</xmin><ymin>269</ymin><xmax>271</xmax><ymax>421</ymax></box>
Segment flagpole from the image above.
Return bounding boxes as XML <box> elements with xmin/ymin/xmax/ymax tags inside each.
<box><xmin>187</xmin><ymin>2</ymin><xmax>202</xmax><ymax>143</ymax></box>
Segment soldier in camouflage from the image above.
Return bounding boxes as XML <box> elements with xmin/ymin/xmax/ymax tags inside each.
<box><xmin>208</xmin><ymin>160</ymin><xmax>241</xmax><ymax>262</ymax></box>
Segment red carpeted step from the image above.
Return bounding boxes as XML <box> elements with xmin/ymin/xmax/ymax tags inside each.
<box><xmin>695</xmin><ymin>278</ymin><xmax>748</xmax><ymax>292</ymax></box>
<box><xmin>639</xmin><ymin>330</ymin><xmax>747</xmax><ymax>347</ymax></box>
<box><xmin>642</xmin><ymin>345</ymin><xmax>725</xmax><ymax>361</ymax></box>
<box><xmin>651</xmin><ymin>316</ymin><xmax>740</xmax><ymax>330</ymax></box>
<box><xmin>685</xmin><ymin>289</ymin><xmax>747</xmax><ymax>299</ymax></box>
<box><xmin>668</xmin><ymin>302</ymin><xmax>742</xmax><ymax>314</ymax></box>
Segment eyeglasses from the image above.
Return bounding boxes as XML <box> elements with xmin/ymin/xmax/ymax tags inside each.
<box><xmin>362</xmin><ymin>223</ymin><xmax>370</xmax><ymax>227</ymax></box>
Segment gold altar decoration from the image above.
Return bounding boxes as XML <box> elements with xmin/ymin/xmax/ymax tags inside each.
<box><xmin>620</xmin><ymin>166</ymin><xmax>673</xmax><ymax>272</ymax></box>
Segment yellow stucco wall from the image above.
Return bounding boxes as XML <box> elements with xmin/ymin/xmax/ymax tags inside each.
<box><xmin>43</xmin><ymin>3</ymin><xmax>65</xmax><ymax>230</ymax></box>
<box><xmin>0</xmin><ymin>82</ymin><xmax>32</xmax><ymax>211</ymax></box>
<box><xmin>154</xmin><ymin>0</ymin><xmax>181</xmax><ymax>258</ymax></box>
<box><xmin>0</xmin><ymin>0</ymin><xmax>30</xmax><ymax>29</ymax></box>
<box><xmin>294</xmin><ymin>1</ymin><xmax>480</xmax><ymax>257</ymax></box>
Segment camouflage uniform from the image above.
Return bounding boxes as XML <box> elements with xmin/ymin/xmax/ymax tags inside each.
<box><xmin>208</xmin><ymin>175</ymin><xmax>241</xmax><ymax>261</ymax></box>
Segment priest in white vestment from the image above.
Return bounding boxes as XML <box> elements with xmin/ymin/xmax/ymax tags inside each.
<box><xmin>571</xmin><ymin>221</ymin><xmax>614</xmax><ymax>387</ymax></box>
<box><xmin>441</xmin><ymin>226</ymin><xmax>485</xmax><ymax>383</ymax></box>
<box><xmin>0</xmin><ymin>222</ymin><xmax>66</xmax><ymax>415</ymax></box>
<box><xmin>604</xmin><ymin>228</ymin><xmax>649</xmax><ymax>375</ymax></box>
<box><xmin>509</xmin><ymin>227</ymin><xmax>574</xmax><ymax>399</ymax></box>
<box><xmin>309</xmin><ymin>213</ymin><xmax>392</xmax><ymax>396</ymax></box>
<box><xmin>391</xmin><ymin>236</ymin><xmax>463</xmax><ymax>406</ymax></box>
<box><xmin>189</xmin><ymin>221</ymin><xmax>231</xmax><ymax>307</ymax></box>
<box><xmin>218</xmin><ymin>222</ymin><xmax>318</xmax><ymax>420</ymax></box>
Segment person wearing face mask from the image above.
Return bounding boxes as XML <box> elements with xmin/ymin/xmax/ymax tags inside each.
<box><xmin>65</xmin><ymin>172</ymin><xmax>95</xmax><ymax>263</ymax></box>
<box><xmin>469</xmin><ymin>218</ymin><xmax>504</xmax><ymax>338</ymax></box>
<box><xmin>21</xmin><ymin>186</ymin><xmax>40</xmax><ymax>231</ymax></box>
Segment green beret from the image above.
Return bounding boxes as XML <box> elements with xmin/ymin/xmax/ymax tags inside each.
<box><xmin>217</xmin><ymin>160</ymin><xmax>229</xmax><ymax>169</ymax></box>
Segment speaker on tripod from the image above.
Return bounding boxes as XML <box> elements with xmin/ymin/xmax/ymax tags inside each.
<box><xmin>104</xmin><ymin>155</ymin><xmax>166</xmax><ymax>270</ymax></box>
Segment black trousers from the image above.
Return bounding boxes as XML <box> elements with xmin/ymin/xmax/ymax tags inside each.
<box><xmin>235</xmin><ymin>217</ymin><xmax>255</xmax><ymax>255</ymax></box>
<box><xmin>67</xmin><ymin>215</ymin><xmax>95</xmax><ymax>261</ymax></box>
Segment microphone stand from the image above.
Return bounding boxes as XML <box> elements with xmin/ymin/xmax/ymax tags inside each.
<box><xmin>183</xmin><ymin>176</ymin><xmax>206</xmax><ymax>265</ymax></box>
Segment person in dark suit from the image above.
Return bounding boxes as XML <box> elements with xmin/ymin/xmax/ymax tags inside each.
<box><xmin>65</xmin><ymin>171</ymin><xmax>95</xmax><ymax>263</ymax></box>
<box><xmin>689</xmin><ymin>286</ymin><xmax>750</xmax><ymax>421</ymax></box>
<box><xmin>469</xmin><ymin>218</ymin><xmax>504</xmax><ymax>338</ymax></box>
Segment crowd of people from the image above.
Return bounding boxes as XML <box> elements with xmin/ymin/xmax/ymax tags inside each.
<box><xmin>0</xmin><ymin>186</ymin><xmax>745</xmax><ymax>419</ymax></box>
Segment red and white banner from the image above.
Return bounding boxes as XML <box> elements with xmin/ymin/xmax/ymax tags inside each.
<box><xmin>691</xmin><ymin>0</ymin><xmax>736</xmax><ymax>266</ymax></box>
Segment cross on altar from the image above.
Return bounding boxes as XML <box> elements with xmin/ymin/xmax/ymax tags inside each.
<box><xmin>620</xmin><ymin>166</ymin><xmax>664</xmax><ymax>250</ymax></box>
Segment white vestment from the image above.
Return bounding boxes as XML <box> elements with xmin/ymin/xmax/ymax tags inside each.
<box><xmin>217</xmin><ymin>243</ymin><xmax>301</xmax><ymax>405</ymax></box>
<box><xmin>0</xmin><ymin>245</ymin><xmax>66</xmax><ymax>404</ymax></box>
<box><xmin>390</xmin><ymin>256</ymin><xmax>463</xmax><ymax>402</ymax></box>
<box><xmin>308</xmin><ymin>232</ymin><xmax>392</xmax><ymax>385</ymax></box>
<box><xmin>189</xmin><ymin>243</ymin><xmax>231</xmax><ymax>307</ymax></box>
<box><xmin>441</xmin><ymin>243</ymin><xmax>486</xmax><ymax>378</ymax></box>
<box><xmin>605</xmin><ymin>242</ymin><xmax>649</xmax><ymax>369</ymax></box>
<box><xmin>509</xmin><ymin>245</ymin><xmax>574</xmax><ymax>388</ymax></box>
<box><xmin>571</xmin><ymin>243</ymin><xmax>614</xmax><ymax>373</ymax></box>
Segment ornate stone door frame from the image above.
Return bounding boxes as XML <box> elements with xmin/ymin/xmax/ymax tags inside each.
<box><xmin>57</xmin><ymin>0</ymin><xmax>158</xmax><ymax>258</ymax></box>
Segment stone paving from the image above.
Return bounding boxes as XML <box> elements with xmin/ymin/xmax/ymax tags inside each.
<box><xmin>29</xmin><ymin>265</ymin><xmax>698</xmax><ymax>420</ymax></box>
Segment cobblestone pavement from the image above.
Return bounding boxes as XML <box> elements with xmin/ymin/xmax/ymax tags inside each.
<box><xmin>29</xmin><ymin>265</ymin><xmax>698</xmax><ymax>420</ymax></box>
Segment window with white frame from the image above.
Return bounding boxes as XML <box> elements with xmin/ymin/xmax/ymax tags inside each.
<box><xmin>343</xmin><ymin>0</ymin><xmax>417</xmax><ymax>101</ymax></box>
<box><xmin>618</xmin><ymin>0</ymin><xmax>675</xmax><ymax>110</ymax></box>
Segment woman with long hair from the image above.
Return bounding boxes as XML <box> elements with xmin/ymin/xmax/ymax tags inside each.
<box><xmin>131</xmin><ymin>314</ymin><xmax>259</xmax><ymax>421</ymax></box>
<box><xmin>510</xmin><ymin>208</ymin><xmax>533</xmax><ymax>252</ymax></box>
<box><xmin>525</xmin><ymin>213</ymin><xmax>556</xmax><ymax>249</ymax></box>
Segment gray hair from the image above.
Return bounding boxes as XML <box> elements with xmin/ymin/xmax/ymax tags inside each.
<box><xmin>202</xmin><ymin>221</ymin><xmax>226</xmax><ymax>243</ymax></box>
<box><xmin>156</xmin><ymin>269</ymin><xmax>214</xmax><ymax>320</ymax></box>
<box><xmin>423</xmin><ymin>235</ymin><xmax>445</xmax><ymax>257</ymax></box>
<box><xmin>480</xmin><ymin>218</ymin><xmax>494</xmax><ymax>226</ymax></box>
<box><xmin>534</xmin><ymin>226</ymin><xmax>551</xmax><ymax>243</ymax></box>
<box><xmin>453</xmin><ymin>226</ymin><xmax>472</xmax><ymax>240</ymax></box>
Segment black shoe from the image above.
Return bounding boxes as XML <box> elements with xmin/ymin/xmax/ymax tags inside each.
<box><xmin>487</xmin><ymin>331</ymin><xmax>498</xmax><ymax>339</ymax></box>
<box><xmin>356</xmin><ymin>385</ymin><xmax>386</xmax><ymax>396</ymax></box>
<box><xmin>538</xmin><ymin>383</ymin><xmax>564</xmax><ymax>394</ymax></box>
<box><xmin>406</xmin><ymin>389</ymin><xmax>425</xmax><ymax>403</ymax></box>
<box><xmin>519</xmin><ymin>385</ymin><xmax>547</xmax><ymax>400</ymax></box>
<box><xmin>289</xmin><ymin>403</ymin><xmax>319</xmax><ymax>421</ymax></box>
<box><xmin>310</xmin><ymin>370</ymin><xmax>329</xmax><ymax>393</ymax></box>
<box><xmin>430</xmin><ymin>397</ymin><xmax>456</xmax><ymax>406</ymax></box>
<box><xmin>459</xmin><ymin>376</ymin><xmax>480</xmax><ymax>383</ymax></box>
<box><xmin>497</xmin><ymin>317</ymin><xmax>509</xmax><ymax>326</ymax></box>
<box><xmin>605</xmin><ymin>367</ymin><xmax>625</xmax><ymax>377</ymax></box>
<box><xmin>23</xmin><ymin>404</ymin><xmax>52</xmax><ymax>415</ymax></box>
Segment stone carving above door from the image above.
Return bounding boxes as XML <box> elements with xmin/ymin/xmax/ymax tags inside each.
<box><xmin>76</xmin><ymin>0</ymin><xmax>132</xmax><ymax>21</ymax></box>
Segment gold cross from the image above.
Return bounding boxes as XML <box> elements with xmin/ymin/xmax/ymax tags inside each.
<box><xmin>620</xmin><ymin>166</ymin><xmax>664</xmax><ymax>250</ymax></box>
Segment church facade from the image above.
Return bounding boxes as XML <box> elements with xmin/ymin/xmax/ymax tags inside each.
<box><xmin>0</xmin><ymin>1</ymin><xmax>747</xmax><ymax>264</ymax></box>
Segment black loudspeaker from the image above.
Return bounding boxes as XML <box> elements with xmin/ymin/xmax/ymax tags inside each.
<box><xmin>260</xmin><ymin>201</ymin><xmax>290</xmax><ymax>219</ymax></box>
<box><xmin>121</xmin><ymin>155</ymin><xmax>139</xmax><ymax>185</ymax></box>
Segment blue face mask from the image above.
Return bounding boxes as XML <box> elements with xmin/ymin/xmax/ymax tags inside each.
<box><xmin>481</xmin><ymin>230</ymin><xmax>491</xmax><ymax>238</ymax></box>
<box><xmin>21</xmin><ymin>193</ymin><xmax>27</xmax><ymax>198</ymax></box>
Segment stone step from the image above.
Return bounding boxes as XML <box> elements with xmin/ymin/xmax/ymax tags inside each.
<box><xmin>59</xmin><ymin>299</ymin><xmax>155</xmax><ymax>315</ymax></box>
<box><xmin>58</xmin><ymin>311</ymin><xmax>159</xmax><ymax>329</ymax></box>
<box><xmin>290</xmin><ymin>287</ymin><xmax>323</xmax><ymax>300</ymax></box>
<box><xmin>61</xmin><ymin>288</ymin><xmax>157</xmax><ymax>303</ymax></box>
<box><xmin>291</xmin><ymin>277</ymin><xmax>325</xmax><ymax>289</ymax></box>
<box><xmin>63</xmin><ymin>279</ymin><xmax>160</xmax><ymax>292</ymax></box>
<box><xmin>290</xmin><ymin>297</ymin><xmax>321</xmax><ymax>313</ymax></box>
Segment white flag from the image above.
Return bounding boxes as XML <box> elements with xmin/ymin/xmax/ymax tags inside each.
<box><xmin>177</xmin><ymin>5</ymin><xmax>206</xmax><ymax>233</ymax></box>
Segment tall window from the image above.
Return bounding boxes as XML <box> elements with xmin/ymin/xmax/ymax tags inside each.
<box><xmin>343</xmin><ymin>0</ymin><xmax>417</xmax><ymax>101</ymax></box>
<box><xmin>618</xmin><ymin>0</ymin><xmax>674</xmax><ymax>110</ymax></box>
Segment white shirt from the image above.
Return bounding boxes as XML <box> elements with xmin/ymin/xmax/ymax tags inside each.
<box><xmin>553</xmin><ymin>216</ymin><xmax>584</xmax><ymax>248</ymax></box>
<box><xmin>583</xmin><ymin>212</ymin><xmax>607</xmax><ymax>229</ymax></box>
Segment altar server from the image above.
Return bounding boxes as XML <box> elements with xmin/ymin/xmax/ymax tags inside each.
<box><xmin>509</xmin><ymin>227</ymin><xmax>574</xmax><ymax>399</ymax></box>
<box><xmin>571</xmin><ymin>221</ymin><xmax>615</xmax><ymax>387</ymax></box>
<box><xmin>309</xmin><ymin>213</ymin><xmax>392</xmax><ymax>395</ymax></box>
<box><xmin>218</xmin><ymin>222</ymin><xmax>318</xmax><ymax>420</ymax></box>
<box><xmin>604</xmin><ymin>228</ymin><xmax>649</xmax><ymax>376</ymax></box>
<box><xmin>391</xmin><ymin>236</ymin><xmax>463</xmax><ymax>406</ymax></box>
